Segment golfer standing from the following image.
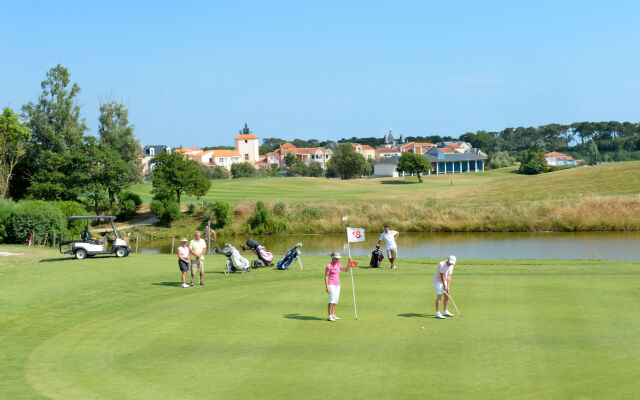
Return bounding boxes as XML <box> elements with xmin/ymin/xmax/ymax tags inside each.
<box><xmin>377</xmin><ymin>225</ymin><xmax>399</xmax><ymax>269</ymax></box>
<box><xmin>178</xmin><ymin>238</ymin><xmax>190</xmax><ymax>288</ymax></box>
<box><xmin>189</xmin><ymin>231</ymin><xmax>207</xmax><ymax>286</ymax></box>
<box><xmin>434</xmin><ymin>255</ymin><xmax>456</xmax><ymax>319</ymax></box>
<box><xmin>325</xmin><ymin>251</ymin><xmax>349</xmax><ymax>322</ymax></box>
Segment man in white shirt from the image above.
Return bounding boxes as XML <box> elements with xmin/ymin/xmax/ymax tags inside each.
<box><xmin>433</xmin><ymin>255</ymin><xmax>456</xmax><ymax>319</ymax></box>
<box><xmin>377</xmin><ymin>225</ymin><xmax>399</xmax><ymax>269</ymax></box>
<box><xmin>189</xmin><ymin>231</ymin><xmax>207</xmax><ymax>286</ymax></box>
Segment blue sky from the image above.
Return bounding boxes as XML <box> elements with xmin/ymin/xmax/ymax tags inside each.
<box><xmin>2</xmin><ymin>1</ymin><xmax>639</xmax><ymax>147</ymax></box>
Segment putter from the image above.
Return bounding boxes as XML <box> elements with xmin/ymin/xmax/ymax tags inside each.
<box><xmin>446</xmin><ymin>292</ymin><xmax>463</xmax><ymax>317</ymax></box>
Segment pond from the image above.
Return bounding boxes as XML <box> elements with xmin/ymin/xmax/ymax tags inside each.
<box><xmin>134</xmin><ymin>231</ymin><xmax>640</xmax><ymax>262</ymax></box>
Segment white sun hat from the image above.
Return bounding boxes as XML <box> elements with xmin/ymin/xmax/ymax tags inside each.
<box><xmin>448</xmin><ymin>255</ymin><xmax>457</xmax><ymax>265</ymax></box>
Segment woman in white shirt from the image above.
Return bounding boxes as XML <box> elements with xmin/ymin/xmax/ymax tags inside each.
<box><xmin>178</xmin><ymin>238</ymin><xmax>191</xmax><ymax>288</ymax></box>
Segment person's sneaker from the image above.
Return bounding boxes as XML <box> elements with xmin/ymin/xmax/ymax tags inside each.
<box><xmin>443</xmin><ymin>310</ymin><xmax>454</xmax><ymax>317</ymax></box>
<box><xmin>391</xmin><ymin>265</ymin><xmax>396</xmax><ymax>269</ymax></box>
<box><xmin>332</xmin><ymin>315</ymin><xmax>340</xmax><ymax>320</ymax></box>
<box><xmin>181</xmin><ymin>283</ymin><xmax>189</xmax><ymax>288</ymax></box>
<box><xmin>200</xmin><ymin>282</ymin><xmax>205</xmax><ymax>286</ymax></box>
<box><xmin>327</xmin><ymin>316</ymin><xmax>336</xmax><ymax>321</ymax></box>
<box><xmin>435</xmin><ymin>312</ymin><xmax>445</xmax><ymax>319</ymax></box>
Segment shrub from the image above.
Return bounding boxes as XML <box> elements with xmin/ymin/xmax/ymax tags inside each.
<box><xmin>250</xmin><ymin>201</ymin><xmax>286</xmax><ymax>234</ymax></box>
<box><xmin>212</xmin><ymin>200</ymin><xmax>232</xmax><ymax>228</ymax></box>
<box><xmin>55</xmin><ymin>201</ymin><xmax>89</xmax><ymax>234</ymax></box>
<box><xmin>230</xmin><ymin>162</ymin><xmax>256</xmax><ymax>178</ymax></box>
<box><xmin>116</xmin><ymin>191</ymin><xmax>143</xmax><ymax>221</ymax></box>
<box><xmin>273</xmin><ymin>201</ymin><xmax>286</xmax><ymax>217</ymax></box>
<box><xmin>299</xmin><ymin>205</ymin><xmax>324</xmax><ymax>221</ymax></box>
<box><xmin>212</xmin><ymin>166</ymin><xmax>230</xmax><ymax>180</ymax></box>
<box><xmin>0</xmin><ymin>198</ymin><xmax>17</xmax><ymax>242</ymax></box>
<box><xmin>309</xmin><ymin>161</ymin><xmax>324</xmax><ymax>177</ymax></box>
<box><xmin>9</xmin><ymin>201</ymin><xmax>67</xmax><ymax>243</ymax></box>
<box><xmin>325</xmin><ymin>164</ymin><xmax>339</xmax><ymax>178</ymax></box>
<box><xmin>287</xmin><ymin>160</ymin><xmax>310</xmax><ymax>176</ymax></box>
<box><xmin>151</xmin><ymin>194</ymin><xmax>181</xmax><ymax>224</ymax></box>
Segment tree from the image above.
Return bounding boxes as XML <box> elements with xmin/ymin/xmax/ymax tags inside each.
<box><xmin>0</xmin><ymin>107</ymin><xmax>30</xmax><ymax>197</ymax></box>
<box><xmin>14</xmin><ymin>65</ymin><xmax>87</xmax><ymax>200</ymax></box>
<box><xmin>325</xmin><ymin>143</ymin><xmax>366</xmax><ymax>179</ymax></box>
<box><xmin>287</xmin><ymin>158</ymin><xmax>310</xmax><ymax>176</ymax></box>
<box><xmin>97</xmin><ymin>101</ymin><xmax>141</xmax><ymax>206</ymax></box>
<box><xmin>396</xmin><ymin>152</ymin><xmax>431</xmax><ymax>183</ymax></box>
<box><xmin>230</xmin><ymin>162</ymin><xmax>256</xmax><ymax>178</ymax></box>
<box><xmin>151</xmin><ymin>152</ymin><xmax>211</xmax><ymax>203</ymax></box>
<box><xmin>284</xmin><ymin>153</ymin><xmax>296</xmax><ymax>167</ymax></box>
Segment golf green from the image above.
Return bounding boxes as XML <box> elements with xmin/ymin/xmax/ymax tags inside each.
<box><xmin>1</xmin><ymin>246</ymin><xmax>639</xmax><ymax>399</ymax></box>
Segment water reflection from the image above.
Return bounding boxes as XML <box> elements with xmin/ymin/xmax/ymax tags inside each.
<box><xmin>137</xmin><ymin>231</ymin><xmax>640</xmax><ymax>261</ymax></box>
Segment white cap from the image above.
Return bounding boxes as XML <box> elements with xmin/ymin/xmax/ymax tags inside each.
<box><xmin>448</xmin><ymin>255</ymin><xmax>456</xmax><ymax>265</ymax></box>
<box><xmin>330</xmin><ymin>251</ymin><xmax>341</xmax><ymax>259</ymax></box>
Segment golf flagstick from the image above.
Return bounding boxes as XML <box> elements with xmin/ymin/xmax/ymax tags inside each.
<box><xmin>298</xmin><ymin>254</ymin><xmax>303</xmax><ymax>270</ymax></box>
<box><xmin>348</xmin><ymin>243</ymin><xmax>358</xmax><ymax>320</ymax></box>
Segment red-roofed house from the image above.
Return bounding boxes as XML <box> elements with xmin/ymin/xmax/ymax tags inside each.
<box><xmin>266</xmin><ymin>143</ymin><xmax>333</xmax><ymax>168</ymax></box>
<box><xmin>545</xmin><ymin>151</ymin><xmax>578</xmax><ymax>167</ymax></box>
<box><xmin>375</xmin><ymin>148</ymin><xmax>402</xmax><ymax>159</ymax></box>
<box><xmin>174</xmin><ymin>147</ymin><xmax>203</xmax><ymax>155</ymax></box>
<box><xmin>399</xmin><ymin>142</ymin><xmax>436</xmax><ymax>154</ymax></box>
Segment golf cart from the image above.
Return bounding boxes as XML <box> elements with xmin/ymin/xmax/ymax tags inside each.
<box><xmin>60</xmin><ymin>216</ymin><xmax>130</xmax><ymax>259</ymax></box>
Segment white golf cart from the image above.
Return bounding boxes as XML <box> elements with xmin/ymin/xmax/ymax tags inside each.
<box><xmin>60</xmin><ymin>216</ymin><xmax>130</xmax><ymax>259</ymax></box>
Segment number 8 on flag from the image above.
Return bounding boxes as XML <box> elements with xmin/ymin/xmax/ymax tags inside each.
<box><xmin>347</xmin><ymin>227</ymin><xmax>365</xmax><ymax>242</ymax></box>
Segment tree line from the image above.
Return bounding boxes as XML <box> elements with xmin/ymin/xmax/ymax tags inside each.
<box><xmin>2</xmin><ymin>65</ymin><xmax>143</xmax><ymax>216</ymax></box>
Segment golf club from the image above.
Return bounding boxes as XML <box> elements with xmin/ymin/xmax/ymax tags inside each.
<box><xmin>446</xmin><ymin>292</ymin><xmax>463</xmax><ymax>317</ymax></box>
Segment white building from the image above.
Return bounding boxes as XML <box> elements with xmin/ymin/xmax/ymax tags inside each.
<box><xmin>235</xmin><ymin>123</ymin><xmax>260</xmax><ymax>163</ymax></box>
<box><xmin>140</xmin><ymin>145</ymin><xmax>171</xmax><ymax>176</ymax></box>
<box><xmin>373</xmin><ymin>156</ymin><xmax>404</xmax><ymax>178</ymax></box>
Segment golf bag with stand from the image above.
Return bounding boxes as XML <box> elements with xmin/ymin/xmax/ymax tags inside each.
<box><xmin>241</xmin><ymin>238</ymin><xmax>274</xmax><ymax>268</ymax></box>
<box><xmin>369</xmin><ymin>245</ymin><xmax>385</xmax><ymax>268</ymax></box>
<box><xmin>215</xmin><ymin>244</ymin><xmax>250</xmax><ymax>274</ymax></box>
<box><xmin>277</xmin><ymin>243</ymin><xmax>303</xmax><ymax>270</ymax></box>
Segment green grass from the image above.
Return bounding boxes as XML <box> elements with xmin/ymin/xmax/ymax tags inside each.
<box><xmin>2</xmin><ymin>245</ymin><xmax>640</xmax><ymax>399</ymax></box>
<box><xmin>128</xmin><ymin>162</ymin><xmax>640</xmax><ymax>234</ymax></box>
<box><xmin>132</xmin><ymin>161</ymin><xmax>640</xmax><ymax>205</ymax></box>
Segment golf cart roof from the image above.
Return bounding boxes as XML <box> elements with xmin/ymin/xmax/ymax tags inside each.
<box><xmin>66</xmin><ymin>216</ymin><xmax>116</xmax><ymax>220</ymax></box>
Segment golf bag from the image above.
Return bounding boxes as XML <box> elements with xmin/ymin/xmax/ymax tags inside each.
<box><xmin>369</xmin><ymin>246</ymin><xmax>384</xmax><ymax>268</ymax></box>
<box><xmin>241</xmin><ymin>238</ymin><xmax>274</xmax><ymax>268</ymax></box>
<box><xmin>277</xmin><ymin>243</ymin><xmax>303</xmax><ymax>270</ymax></box>
<box><xmin>215</xmin><ymin>244</ymin><xmax>250</xmax><ymax>274</ymax></box>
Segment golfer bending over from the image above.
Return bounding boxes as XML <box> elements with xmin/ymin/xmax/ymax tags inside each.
<box><xmin>377</xmin><ymin>225</ymin><xmax>399</xmax><ymax>269</ymax></box>
<box><xmin>178</xmin><ymin>238</ymin><xmax>191</xmax><ymax>288</ymax></box>
<box><xmin>434</xmin><ymin>255</ymin><xmax>456</xmax><ymax>319</ymax></box>
<box><xmin>325</xmin><ymin>251</ymin><xmax>349</xmax><ymax>322</ymax></box>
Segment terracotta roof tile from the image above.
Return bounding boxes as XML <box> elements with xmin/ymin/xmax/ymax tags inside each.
<box><xmin>235</xmin><ymin>134</ymin><xmax>259</xmax><ymax>140</ymax></box>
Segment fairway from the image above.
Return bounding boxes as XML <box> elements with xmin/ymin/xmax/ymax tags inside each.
<box><xmin>131</xmin><ymin>161</ymin><xmax>640</xmax><ymax>205</ymax></box>
<box><xmin>2</xmin><ymin>247</ymin><xmax>640</xmax><ymax>399</ymax></box>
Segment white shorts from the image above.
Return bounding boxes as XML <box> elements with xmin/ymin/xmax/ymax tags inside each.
<box><xmin>433</xmin><ymin>281</ymin><xmax>444</xmax><ymax>295</ymax></box>
<box><xmin>328</xmin><ymin>284</ymin><xmax>340</xmax><ymax>304</ymax></box>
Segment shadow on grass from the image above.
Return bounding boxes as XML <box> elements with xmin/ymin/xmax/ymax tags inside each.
<box><xmin>284</xmin><ymin>313</ymin><xmax>324</xmax><ymax>321</ymax></box>
<box><xmin>39</xmin><ymin>257</ymin><xmax>75</xmax><ymax>263</ymax></box>
<box><xmin>397</xmin><ymin>313</ymin><xmax>430</xmax><ymax>318</ymax></box>
<box><xmin>152</xmin><ymin>282</ymin><xmax>182</xmax><ymax>287</ymax></box>
<box><xmin>380</xmin><ymin>180</ymin><xmax>419</xmax><ymax>185</ymax></box>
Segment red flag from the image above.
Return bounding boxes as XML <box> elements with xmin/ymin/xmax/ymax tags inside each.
<box><xmin>349</xmin><ymin>260</ymin><xmax>358</xmax><ymax>269</ymax></box>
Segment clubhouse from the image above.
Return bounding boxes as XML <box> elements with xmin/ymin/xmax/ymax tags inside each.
<box><xmin>423</xmin><ymin>146</ymin><xmax>486</xmax><ymax>175</ymax></box>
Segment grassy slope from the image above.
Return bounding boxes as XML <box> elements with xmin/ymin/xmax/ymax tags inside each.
<box><xmin>2</xmin><ymin>246</ymin><xmax>639</xmax><ymax>399</ymax></box>
<box><xmin>131</xmin><ymin>162</ymin><xmax>640</xmax><ymax>205</ymax></box>
<box><xmin>128</xmin><ymin>162</ymin><xmax>640</xmax><ymax>233</ymax></box>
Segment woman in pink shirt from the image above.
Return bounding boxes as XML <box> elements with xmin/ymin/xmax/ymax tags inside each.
<box><xmin>325</xmin><ymin>251</ymin><xmax>349</xmax><ymax>322</ymax></box>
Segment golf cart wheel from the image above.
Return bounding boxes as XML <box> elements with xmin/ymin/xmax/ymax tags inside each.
<box><xmin>74</xmin><ymin>249</ymin><xmax>87</xmax><ymax>260</ymax></box>
<box><xmin>252</xmin><ymin>260</ymin><xmax>263</xmax><ymax>269</ymax></box>
<box><xmin>115</xmin><ymin>247</ymin><xmax>129</xmax><ymax>258</ymax></box>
